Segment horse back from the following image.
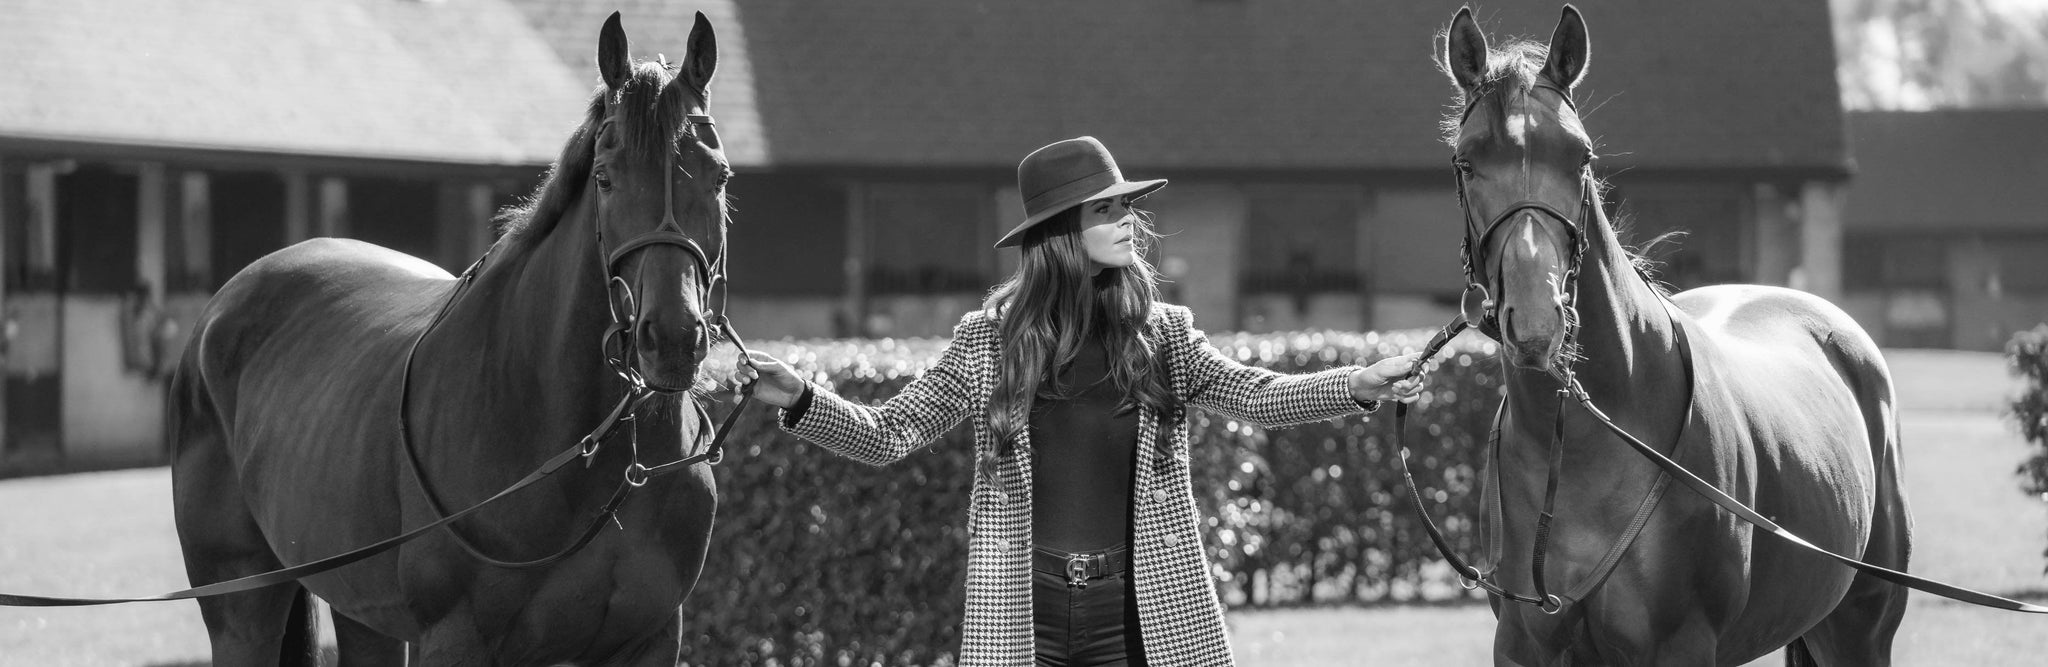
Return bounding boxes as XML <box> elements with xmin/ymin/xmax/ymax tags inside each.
<box><xmin>176</xmin><ymin>238</ymin><xmax>457</xmax><ymax>604</ymax></box>
<box><xmin>1670</xmin><ymin>283</ymin><xmax>1892</xmax><ymax>489</ymax></box>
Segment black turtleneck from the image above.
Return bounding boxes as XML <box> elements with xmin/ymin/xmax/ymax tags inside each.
<box><xmin>1029</xmin><ymin>338</ymin><xmax>1142</xmax><ymax>553</ymax></box>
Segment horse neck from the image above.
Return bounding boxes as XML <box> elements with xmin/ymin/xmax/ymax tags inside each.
<box><xmin>421</xmin><ymin>195</ymin><xmax>654</xmax><ymax>452</ymax></box>
<box><xmin>1500</xmin><ymin>187</ymin><xmax>1688</xmax><ymax>463</ymax></box>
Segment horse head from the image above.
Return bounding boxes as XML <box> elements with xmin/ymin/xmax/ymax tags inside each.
<box><xmin>589</xmin><ymin>12</ymin><xmax>729</xmax><ymax>393</ymax></box>
<box><xmin>1441</xmin><ymin>5</ymin><xmax>1593</xmax><ymax>374</ymax></box>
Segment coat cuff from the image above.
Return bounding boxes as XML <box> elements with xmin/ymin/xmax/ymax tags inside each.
<box><xmin>779</xmin><ymin>385</ymin><xmax>816</xmax><ymax>429</ymax></box>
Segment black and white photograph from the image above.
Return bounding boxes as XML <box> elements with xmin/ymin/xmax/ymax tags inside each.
<box><xmin>2</xmin><ymin>1</ymin><xmax>2047</xmax><ymax>664</ymax></box>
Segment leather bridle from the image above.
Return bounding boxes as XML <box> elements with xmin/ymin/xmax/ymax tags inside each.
<box><xmin>1403</xmin><ymin>79</ymin><xmax>1610</xmax><ymax>614</ymax></box>
<box><xmin>392</xmin><ymin>93</ymin><xmax>756</xmax><ymax>568</ymax></box>
<box><xmin>1453</xmin><ymin>80</ymin><xmax>1593</xmax><ymax>343</ymax></box>
<box><xmin>597</xmin><ymin>105</ymin><xmax>733</xmax><ymax>395</ymax></box>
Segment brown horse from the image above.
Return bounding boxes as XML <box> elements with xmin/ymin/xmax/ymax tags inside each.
<box><xmin>170</xmin><ymin>12</ymin><xmax>731</xmax><ymax>666</ymax></box>
<box><xmin>1437</xmin><ymin>6</ymin><xmax>1909</xmax><ymax>665</ymax></box>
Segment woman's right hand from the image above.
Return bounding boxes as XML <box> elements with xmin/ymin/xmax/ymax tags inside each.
<box><xmin>737</xmin><ymin>350</ymin><xmax>807</xmax><ymax>408</ymax></box>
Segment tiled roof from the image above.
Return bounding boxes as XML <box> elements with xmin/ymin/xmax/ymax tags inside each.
<box><xmin>501</xmin><ymin>0</ymin><xmax>769</xmax><ymax>167</ymax></box>
<box><xmin>1845</xmin><ymin>110</ymin><xmax>2048</xmax><ymax>229</ymax></box>
<box><xmin>529</xmin><ymin>0</ymin><xmax>1844</xmax><ymax>172</ymax></box>
<box><xmin>0</xmin><ymin>0</ymin><xmax>591</xmax><ymax>165</ymax></box>
<box><xmin>6</xmin><ymin>2</ymin><xmax>1847</xmax><ymax>172</ymax></box>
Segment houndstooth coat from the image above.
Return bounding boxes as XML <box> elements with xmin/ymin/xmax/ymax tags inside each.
<box><xmin>780</xmin><ymin>303</ymin><xmax>1373</xmax><ymax>666</ymax></box>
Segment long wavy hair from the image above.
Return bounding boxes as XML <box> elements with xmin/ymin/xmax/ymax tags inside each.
<box><xmin>982</xmin><ymin>203</ymin><xmax>1178</xmax><ymax>478</ymax></box>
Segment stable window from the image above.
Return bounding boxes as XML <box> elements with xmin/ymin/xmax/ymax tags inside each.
<box><xmin>1605</xmin><ymin>185</ymin><xmax>1747</xmax><ymax>289</ymax></box>
<box><xmin>208</xmin><ymin>171</ymin><xmax>289</xmax><ymax>290</ymax></box>
<box><xmin>349</xmin><ymin>177</ymin><xmax>440</xmax><ymax>267</ymax></box>
<box><xmin>856</xmin><ymin>183</ymin><xmax>994</xmax><ymax>337</ymax></box>
<box><xmin>1239</xmin><ymin>188</ymin><xmax>1365</xmax><ymax>332</ymax></box>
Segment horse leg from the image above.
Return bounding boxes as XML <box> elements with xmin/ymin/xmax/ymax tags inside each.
<box><xmin>1783</xmin><ymin>637</ymin><xmax>1820</xmax><ymax>667</ymax></box>
<box><xmin>410</xmin><ymin>609</ymin><xmax>494</xmax><ymax>667</ymax></box>
<box><xmin>184</xmin><ymin>579</ymin><xmax>320</xmax><ymax>666</ymax></box>
<box><xmin>1797</xmin><ymin>344</ymin><xmax>1912</xmax><ymax>667</ymax></box>
<box><xmin>599</xmin><ymin>612</ymin><xmax>683</xmax><ymax>666</ymax></box>
<box><xmin>1789</xmin><ymin>532</ymin><xmax>1909</xmax><ymax>666</ymax></box>
<box><xmin>333</xmin><ymin>610</ymin><xmax>409</xmax><ymax>667</ymax></box>
<box><xmin>172</xmin><ymin>380</ymin><xmax>321</xmax><ymax>665</ymax></box>
<box><xmin>1786</xmin><ymin>475</ymin><xmax>1910</xmax><ymax>664</ymax></box>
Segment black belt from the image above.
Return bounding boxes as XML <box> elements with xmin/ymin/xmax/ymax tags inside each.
<box><xmin>1032</xmin><ymin>545</ymin><xmax>1130</xmax><ymax>589</ymax></box>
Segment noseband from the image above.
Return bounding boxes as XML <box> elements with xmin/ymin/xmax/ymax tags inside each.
<box><xmin>596</xmin><ymin>111</ymin><xmax>735</xmax><ymax>394</ymax></box>
<box><xmin>1453</xmin><ymin>80</ymin><xmax>1592</xmax><ymax>345</ymax></box>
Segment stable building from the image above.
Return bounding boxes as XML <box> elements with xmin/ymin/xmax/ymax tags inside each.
<box><xmin>0</xmin><ymin>0</ymin><xmax>582</xmax><ymax>474</ymax></box>
<box><xmin>3</xmin><ymin>0</ymin><xmax>1859</xmax><ymax>474</ymax></box>
<box><xmin>1840</xmin><ymin>110</ymin><xmax>2048</xmax><ymax>352</ymax></box>
<box><xmin>504</xmin><ymin>0</ymin><xmax>1854</xmax><ymax>340</ymax></box>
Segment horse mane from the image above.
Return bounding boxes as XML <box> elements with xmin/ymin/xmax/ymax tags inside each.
<box><xmin>495</xmin><ymin>62</ymin><xmax>702</xmax><ymax>244</ymax></box>
<box><xmin>1591</xmin><ymin>181</ymin><xmax>1678</xmax><ymax>298</ymax></box>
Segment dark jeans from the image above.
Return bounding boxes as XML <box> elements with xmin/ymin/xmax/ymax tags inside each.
<box><xmin>1032</xmin><ymin>566</ymin><xmax>1146</xmax><ymax>666</ymax></box>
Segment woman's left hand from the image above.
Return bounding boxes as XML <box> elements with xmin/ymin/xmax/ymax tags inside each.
<box><xmin>1351</xmin><ymin>353</ymin><xmax>1429</xmax><ymax>404</ymax></box>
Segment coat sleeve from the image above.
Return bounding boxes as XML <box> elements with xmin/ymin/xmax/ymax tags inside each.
<box><xmin>1166</xmin><ymin>305</ymin><xmax>1375</xmax><ymax>427</ymax></box>
<box><xmin>778</xmin><ymin>312</ymin><xmax>986</xmax><ymax>466</ymax></box>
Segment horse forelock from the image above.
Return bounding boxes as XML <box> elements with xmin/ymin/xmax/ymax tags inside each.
<box><xmin>494</xmin><ymin>62</ymin><xmax>710</xmax><ymax>245</ymax></box>
<box><xmin>1440</xmin><ymin>40</ymin><xmax>1554</xmax><ymax>148</ymax></box>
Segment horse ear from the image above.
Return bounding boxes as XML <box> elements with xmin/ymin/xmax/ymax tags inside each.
<box><xmin>597</xmin><ymin>12</ymin><xmax>631</xmax><ymax>91</ymax></box>
<box><xmin>679</xmin><ymin>11</ymin><xmax>719</xmax><ymax>98</ymax></box>
<box><xmin>1543</xmin><ymin>5</ymin><xmax>1590</xmax><ymax>90</ymax></box>
<box><xmin>1443</xmin><ymin>7</ymin><xmax>1489</xmax><ymax>93</ymax></box>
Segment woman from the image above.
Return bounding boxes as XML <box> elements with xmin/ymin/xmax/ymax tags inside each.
<box><xmin>739</xmin><ymin>136</ymin><xmax>1426</xmax><ymax>666</ymax></box>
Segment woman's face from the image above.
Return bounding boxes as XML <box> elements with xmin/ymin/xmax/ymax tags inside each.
<box><xmin>1078</xmin><ymin>196</ymin><xmax>1140</xmax><ymax>272</ymax></box>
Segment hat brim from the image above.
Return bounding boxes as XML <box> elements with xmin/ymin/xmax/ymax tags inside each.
<box><xmin>994</xmin><ymin>178</ymin><xmax>1167</xmax><ymax>248</ymax></box>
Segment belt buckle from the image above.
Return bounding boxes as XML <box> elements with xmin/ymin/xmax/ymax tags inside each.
<box><xmin>1066</xmin><ymin>555</ymin><xmax>1092</xmax><ymax>589</ymax></box>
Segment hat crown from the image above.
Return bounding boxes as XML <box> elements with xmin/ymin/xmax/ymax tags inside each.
<box><xmin>995</xmin><ymin>136</ymin><xmax>1165</xmax><ymax>248</ymax></box>
<box><xmin>1018</xmin><ymin>137</ymin><xmax>1122</xmax><ymax>208</ymax></box>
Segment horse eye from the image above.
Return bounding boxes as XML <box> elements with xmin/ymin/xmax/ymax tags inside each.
<box><xmin>594</xmin><ymin>171</ymin><xmax>613</xmax><ymax>191</ymax></box>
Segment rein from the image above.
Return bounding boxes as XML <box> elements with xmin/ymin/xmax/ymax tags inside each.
<box><xmin>0</xmin><ymin>112</ymin><xmax>757</xmax><ymax>606</ymax></box>
<box><xmin>1396</xmin><ymin>79</ymin><xmax>2048</xmax><ymax>615</ymax></box>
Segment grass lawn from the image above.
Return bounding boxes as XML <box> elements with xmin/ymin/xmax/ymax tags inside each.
<box><xmin>3</xmin><ymin>351</ymin><xmax>2044</xmax><ymax>665</ymax></box>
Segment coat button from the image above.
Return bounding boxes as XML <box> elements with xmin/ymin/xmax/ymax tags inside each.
<box><xmin>1163</xmin><ymin>534</ymin><xmax>1180</xmax><ymax>548</ymax></box>
<box><xmin>997</xmin><ymin>538</ymin><xmax>1011</xmax><ymax>550</ymax></box>
<box><xmin>1152</xmin><ymin>489</ymin><xmax>1168</xmax><ymax>504</ymax></box>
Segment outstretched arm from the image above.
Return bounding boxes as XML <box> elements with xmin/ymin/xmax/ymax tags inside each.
<box><xmin>1171</xmin><ymin>307</ymin><xmax>1421</xmax><ymax>427</ymax></box>
<box><xmin>740</xmin><ymin>317</ymin><xmax>984</xmax><ymax>466</ymax></box>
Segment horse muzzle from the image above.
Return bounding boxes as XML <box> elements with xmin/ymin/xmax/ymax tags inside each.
<box><xmin>631</xmin><ymin>308</ymin><xmax>709</xmax><ymax>392</ymax></box>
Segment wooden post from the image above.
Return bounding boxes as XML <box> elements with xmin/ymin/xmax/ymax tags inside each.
<box><xmin>317</xmin><ymin>177</ymin><xmax>349</xmax><ymax>239</ymax></box>
<box><xmin>845</xmin><ymin>181</ymin><xmax>869</xmax><ymax>337</ymax></box>
<box><xmin>179</xmin><ymin>171</ymin><xmax>212</xmax><ymax>289</ymax></box>
<box><xmin>136</xmin><ymin>163</ymin><xmax>167</xmax><ymax>302</ymax></box>
<box><xmin>1797</xmin><ymin>180</ymin><xmax>1844</xmax><ymax>301</ymax></box>
<box><xmin>283</xmin><ymin>169</ymin><xmax>310</xmax><ymax>244</ymax></box>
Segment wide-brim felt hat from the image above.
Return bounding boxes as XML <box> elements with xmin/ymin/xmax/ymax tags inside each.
<box><xmin>995</xmin><ymin>136</ymin><xmax>1167</xmax><ymax>248</ymax></box>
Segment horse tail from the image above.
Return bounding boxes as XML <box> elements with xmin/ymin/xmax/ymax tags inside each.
<box><xmin>1784</xmin><ymin>637</ymin><xmax>1819</xmax><ymax>667</ymax></box>
<box><xmin>279</xmin><ymin>586</ymin><xmax>322</xmax><ymax>665</ymax></box>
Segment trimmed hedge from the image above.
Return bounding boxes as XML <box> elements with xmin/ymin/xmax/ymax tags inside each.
<box><xmin>677</xmin><ymin>328</ymin><xmax>1500</xmax><ymax>666</ymax></box>
<box><xmin>2010</xmin><ymin>324</ymin><xmax>2048</xmax><ymax>572</ymax></box>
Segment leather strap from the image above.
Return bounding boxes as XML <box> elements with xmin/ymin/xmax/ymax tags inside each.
<box><xmin>1031</xmin><ymin>545</ymin><xmax>1132</xmax><ymax>580</ymax></box>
